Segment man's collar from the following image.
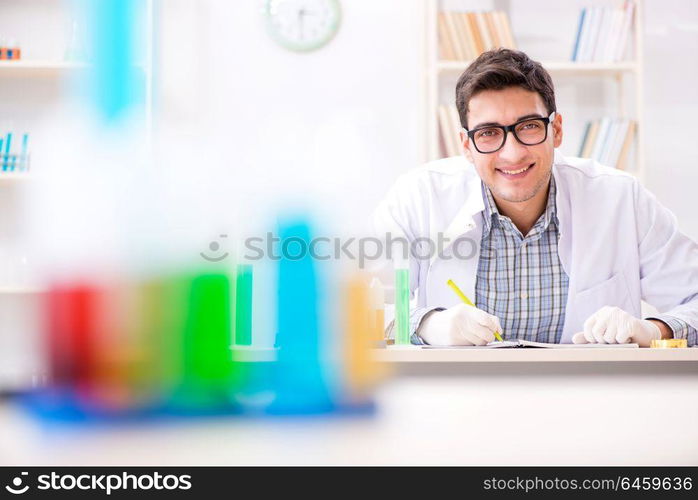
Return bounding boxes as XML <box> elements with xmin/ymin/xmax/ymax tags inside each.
<box><xmin>480</xmin><ymin>174</ymin><xmax>558</xmax><ymax>236</ymax></box>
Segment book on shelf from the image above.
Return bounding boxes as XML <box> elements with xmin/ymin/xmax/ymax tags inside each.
<box><xmin>593</xmin><ymin>117</ymin><xmax>612</xmax><ymax>163</ymax></box>
<box><xmin>571</xmin><ymin>1</ymin><xmax>635</xmax><ymax>63</ymax></box>
<box><xmin>578</xmin><ymin>117</ymin><xmax>635</xmax><ymax>169</ymax></box>
<box><xmin>438</xmin><ymin>105</ymin><xmax>456</xmax><ymax>157</ymax></box>
<box><xmin>438</xmin><ymin>10</ymin><xmax>516</xmax><ymax>62</ymax></box>
<box><xmin>614</xmin><ymin>1</ymin><xmax>635</xmax><ymax>61</ymax></box>
<box><xmin>571</xmin><ymin>8</ymin><xmax>586</xmax><ymax>61</ymax></box>
<box><xmin>498</xmin><ymin>10</ymin><xmax>516</xmax><ymax>48</ymax></box>
<box><xmin>467</xmin><ymin>12</ymin><xmax>484</xmax><ymax>55</ymax></box>
<box><xmin>458</xmin><ymin>13</ymin><xmax>477</xmax><ymax>60</ymax></box>
<box><xmin>474</xmin><ymin>12</ymin><xmax>491</xmax><ymax>53</ymax></box>
<box><xmin>437</xmin><ymin>12</ymin><xmax>456</xmax><ymax>60</ymax></box>
<box><xmin>441</xmin><ymin>12</ymin><xmax>465</xmax><ymax>60</ymax></box>
<box><xmin>484</xmin><ymin>11</ymin><xmax>500</xmax><ymax>48</ymax></box>
<box><xmin>438</xmin><ymin>104</ymin><xmax>462</xmax><ymax>158</ymax></box>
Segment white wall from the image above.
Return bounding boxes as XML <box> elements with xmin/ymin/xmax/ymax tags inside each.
<box><xmin>157</xmin><ymin>0</ymin><xmax>425</xmax><ymax>231</ymax></box>
<box><xmin>642</xmin><ymin>0</ymin><xmax>698</xmax><ymax>240</ymax></box>
<box><xmin>157</xmin><ymin>0</ymin><xmax>698</xmax><ymax>239</ymax></box>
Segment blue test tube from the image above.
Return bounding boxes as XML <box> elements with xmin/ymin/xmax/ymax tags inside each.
<box><xmin>268</xmin><ymin>217</ymin><xmax>334</xmax><ymax>415</ymax></box>
<box><xmin>3</xmin><ymin>133</ymin><xmax>11</xmax><ymax>171</ymax></box>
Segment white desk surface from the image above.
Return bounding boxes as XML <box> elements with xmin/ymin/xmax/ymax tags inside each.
<box><xmin>2</xmin><ymin>369</ymin><xmax>698</xmax><ymax>466</ymax></box>
<box><xmin>2</xmin><ymin>350</ymin><xmax>697</xmax><ymax>466</ymax></box>
<box><xmin>2</xmin><ymin>348</ymin><xmax>697</xmax><ymax>465</ymax></box>
<box><xmin>375</xmin><ymin>346</ymin><xmax>698</xmax><ymax>363</ymax></box>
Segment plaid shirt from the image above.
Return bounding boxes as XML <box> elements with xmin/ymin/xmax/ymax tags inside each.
<box><xmin>476</xmin><ymin>176</ymin><xmax>568</xmax><ymax>342</ymax></box>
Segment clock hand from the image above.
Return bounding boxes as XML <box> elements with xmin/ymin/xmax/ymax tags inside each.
<box><xmin>298</xmin><ymin>8</ymin><xmax>305</xmax><ymax>40</ymax></box>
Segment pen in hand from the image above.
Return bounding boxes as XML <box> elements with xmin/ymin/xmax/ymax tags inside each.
<box><xmin>446</xmin><ymin>279</ymin><xmax>504</xmax><ymax>342</ymax></box>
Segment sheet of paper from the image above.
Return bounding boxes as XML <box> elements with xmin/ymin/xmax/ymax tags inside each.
<box><xmin>421</xmin><ymin>341</ymin><xmax>640</xmax><ymax>349</ymax></box>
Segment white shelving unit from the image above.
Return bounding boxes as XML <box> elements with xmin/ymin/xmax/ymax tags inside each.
<box><xmin>0</xmin><ymin>56</ymin><xmax>74</xmax><ymax>296</ymax></box>
<box><xmin>423</xmin><ymin>0</ymin><xmax>645</xmax><ymax>179</ymax></box>
<box><xmin>0</xmin><ymin>1</ymin><xmax>153</xmax><ymax>391</ymax></box>
<box><xmin>0</xmin><ymin>172</ymin><xmax>32</xmax><ymax>183</ymax></box>
<box><xmin>0</xmin><ymin>286</ymin><xmax>44</xmax><ymax>295</ymax></box>
<box><xmin>0</xmin><ymin>1</ymin><xmax>154</xmax><ymax>297</ymax></box>
<box><xmin>0</xmin><ymin>59</ymin><xmax>88</xmax><ymax>76</ymax></box>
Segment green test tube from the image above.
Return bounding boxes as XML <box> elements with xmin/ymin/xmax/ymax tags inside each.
<box><xmin>177</xmin><ymin>272</ymin><xmax>239</xmax><ymax>410</ymax></box>
<box><xmin>394</xmin><ymin>268</ymin><xmax>410</xmax><ymax>345</ymax></box>
<box><xmin>234</xmin><ymin>264</ymin><xmax>253</xmax><ymax>346</ymax></box>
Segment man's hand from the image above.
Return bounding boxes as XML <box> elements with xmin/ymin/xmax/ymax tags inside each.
<box><xmin>572</xmin><ymin>306</ymin><xmax>663</xmax><ymax>347</ymax></box>
<box><xmin>418</xmin><ymin>304</ymin><xmax>502</xmax><ymax>346</ymax></box>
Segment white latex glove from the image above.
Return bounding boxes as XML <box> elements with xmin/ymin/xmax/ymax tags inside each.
<box><xmin>418</xmin><ymin>304</ymin><xmax>502</xmax><ymax>346</ymax></box>
<box><xmin>571</xmin><ymin>306</ymin><xmax>662</xmax><ymax>347</ymax></box>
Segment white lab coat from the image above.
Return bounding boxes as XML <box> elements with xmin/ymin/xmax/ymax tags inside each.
<box><xmin>371</xmin><ymin>151</ymin><xmax>698</xmax><ymax>342</ymax></box>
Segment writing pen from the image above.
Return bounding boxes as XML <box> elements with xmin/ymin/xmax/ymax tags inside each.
<box><xmin>446</xmin><ymin>279</ymin><xmax>504</xmax><ymax>342</ymax></box>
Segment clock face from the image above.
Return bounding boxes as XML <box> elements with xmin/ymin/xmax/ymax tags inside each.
<box><xmin>264</xmin><ymin>0</ymin><xmax>341</xmax><ymax>52</ymax></box>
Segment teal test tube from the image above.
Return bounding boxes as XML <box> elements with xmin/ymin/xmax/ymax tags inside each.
<box><xmin>19</xmin><ymin>133</ymin><xmax>28</xmax><ymax>171</ymax></box>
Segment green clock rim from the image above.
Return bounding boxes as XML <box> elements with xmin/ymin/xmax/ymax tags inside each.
<box><xmin>263</xmin><ymin>0</ymin><xmax>342</xmax><ymax>52</ymax></box>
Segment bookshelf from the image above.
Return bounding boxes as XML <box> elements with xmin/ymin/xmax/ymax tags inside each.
<box><xmin>0</xmin><ymin>1</ymin><xmax>154</xmax><ymax>296</ymax></box>
<box><xmin>0</xmin><ymin>1</ymin><xmax>155</xmax><ymax>392</ymax></box>
<box><xmin>423</xmin><ymin>0</ymin><xmax>645</xmax><ymax>179</ymax></box>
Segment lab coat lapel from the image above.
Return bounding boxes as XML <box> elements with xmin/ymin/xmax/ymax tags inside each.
<box><xmin>552</xmin><ymin>153</ymin><xmax>572</xmax><ymax>276</ymax></box>
<box><xmin>428</xmin><ymin>171</ymin><xmax>485</xmax><ymax>304</ymax></box>
<box><xmin>436</xmin><ymin>172</ymin><xmax>485</xmax><ymax>256</ymax></box>
<box><xmin>552</xmin><ymin>151</ymin><xmax>575</xmax><ymax>342</ymax></box>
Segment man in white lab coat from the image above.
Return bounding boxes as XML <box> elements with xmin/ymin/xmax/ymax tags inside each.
<box><xmin>372</xmin><ymin>48</ymin><xmax>698</xmax><ymax>346</ymax></box>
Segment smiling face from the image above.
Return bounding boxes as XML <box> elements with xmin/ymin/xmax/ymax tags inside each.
<box><xmin>461</xmin><ymin>86</ymin><xmax>563</xmax><ymax>206</ymax></box>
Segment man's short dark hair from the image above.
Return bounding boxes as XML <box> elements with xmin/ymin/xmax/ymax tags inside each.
<box><xmin>455</xmin><ymin>48</ymin><xmax>556</xmax><ymax>129</ymax></box>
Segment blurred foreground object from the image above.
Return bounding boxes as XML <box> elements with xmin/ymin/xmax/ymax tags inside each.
<box><xmin>22</xmin><ymin>217</ymin><xmax>388</xmax><ymax>421</ymax></box>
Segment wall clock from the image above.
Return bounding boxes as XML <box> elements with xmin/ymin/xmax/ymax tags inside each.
<box><xmin>264</xmin><ymin>0</ymin><xmax>341</xmax><ymax>52</ymax></box>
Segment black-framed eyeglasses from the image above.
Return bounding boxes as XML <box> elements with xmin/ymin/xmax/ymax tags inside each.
<box><xmin>463</xmin><ymin>112</ymin><xmax>556</xmax><ymax>154</ymax></box>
